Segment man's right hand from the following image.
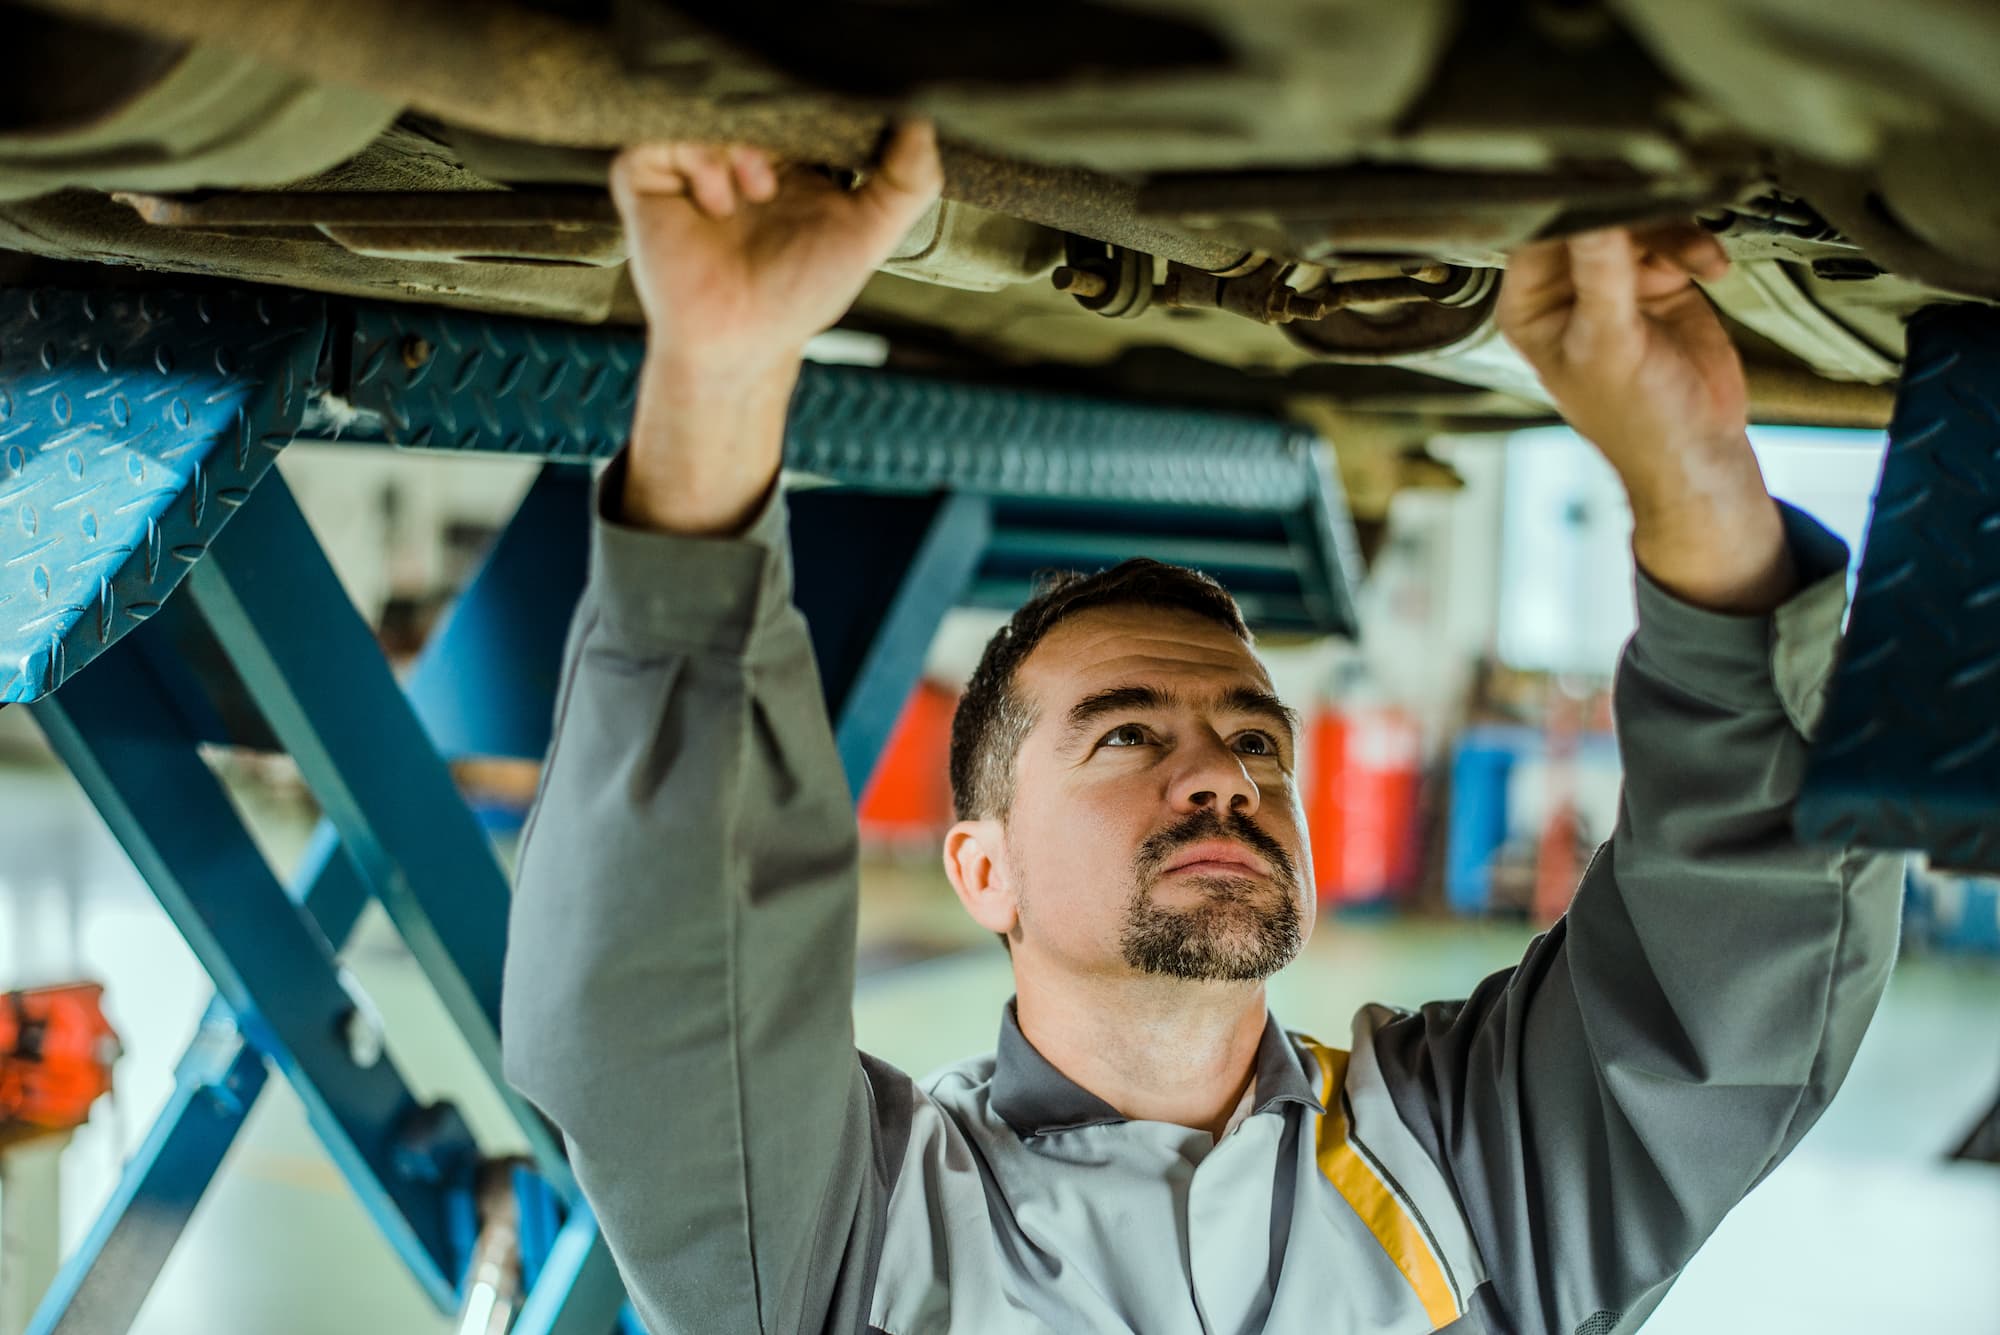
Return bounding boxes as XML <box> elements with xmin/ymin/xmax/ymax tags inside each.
<box><xmin>610</xmin><ymin>123</ymin><xmax>943</xmax><ymax>535</ymax></box>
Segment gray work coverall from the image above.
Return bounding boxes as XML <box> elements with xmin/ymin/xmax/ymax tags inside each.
<box><xmin>501</xmin><ymin>458</ymin><xmax>1902</xmax><ymax>1335</ymax></box>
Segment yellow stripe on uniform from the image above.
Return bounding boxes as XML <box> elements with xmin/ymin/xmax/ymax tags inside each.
<box><xmin>1301</xmin><ymin>1038</ymin><xmax>1461</xmax><ymax>1329</ymax></box>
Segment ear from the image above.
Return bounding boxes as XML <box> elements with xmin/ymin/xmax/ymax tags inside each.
<box><xmin>942</xmin><ymin>818</ymin><xmax>1017</xmax><ymax>937</ymax></box>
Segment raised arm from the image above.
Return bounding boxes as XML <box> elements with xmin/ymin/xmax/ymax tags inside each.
<box><xmin>1361</xmin><ymin>227</ymin><xmax>1902</xmax><ymax>1332</ymax></box>
<box><xmin>499</xmin><ymin>128</ymin><xmax>942</xmax><ymax>1333</ymax></box>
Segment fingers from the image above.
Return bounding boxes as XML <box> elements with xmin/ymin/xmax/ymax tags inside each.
<box><xmin>609</xmin><ymin>144</ymin><xmax>683</xmax><ymax>209</ymax></box>
<box><xmin>1496</xmin><ymin>237</ymin><xmax>1574</xmax><ymax>335</ymax></box>
<box><xmin>1500</xmin><ymin>226</ymin><xmax>1688</xmax><ymax>365</ymax></box>
<box><xmin>855</xmin><ymin>120</ymin><xmax>944</xmax><ymax>229</ymax></box>
<box><xmin>1633</xmin><ymin>221</ymin><xmax>1730</xmax><ymax>282</ymax></box>
<box><xmin>875</xmin><ymin>121</ymin><xmax>944</xmax><ymax>198</ymax></box>
<box><xmin>1565</xmin><ymin>228</ymin><xmax>1640</xmax><ymax>335</ymax></box>
<box><xmin>729</xmin><ymin>146</ymin><xmax>779</xmax><ymax>205</ymax></box>
<box><xmin>678</xmin><ymin>146</ymin><xmax>739</xmax><ymax>218</ymax></box>
<box><xmin>611</xmin><ymin>124</ymin><xmax>937</xmax><ymax>235</ymax></box>
<box><xmin>611</xmin><ymin>143</ymin><xmax>776</xmax><ymax>219</ymax></box>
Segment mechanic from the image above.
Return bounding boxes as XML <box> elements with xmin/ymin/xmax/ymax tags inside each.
<box><xmin>501</xmin><ymin>123</ymin><xmax>1901</xmax><ymax>1335</ymax></box>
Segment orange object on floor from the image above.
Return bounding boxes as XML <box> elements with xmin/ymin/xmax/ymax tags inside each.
<box><xmin>1</xmin><ymin>983</ymin><xmax>121</xmax><ymax>1134</ymax></box>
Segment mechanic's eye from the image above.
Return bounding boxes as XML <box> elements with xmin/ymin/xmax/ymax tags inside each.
<box><xmin>1234</xmin><ymin>730</ymin><xmax>1280</xmax><ymax>757</ymax></box>
<box><xmin>1101</xmin><ymin>723</ymin><xmax>1151</xmax><ymax>748</ymax></box>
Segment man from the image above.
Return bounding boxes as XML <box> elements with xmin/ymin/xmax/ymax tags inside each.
<box><xmin>501</xmin><ymin>124</ymin><xmax>1900</xmax><ymax>1334</ymax></box>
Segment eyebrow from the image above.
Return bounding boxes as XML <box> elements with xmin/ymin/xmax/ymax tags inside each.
<box><xmin>1222</xmin><ymin>686</ymin><xmax>1302</xmax><ymax>740</ymax></box>
<box><xmin>1062</xmin><ymin>683</ymin><xmax>1300</xmax><ymax>746</ymax></box>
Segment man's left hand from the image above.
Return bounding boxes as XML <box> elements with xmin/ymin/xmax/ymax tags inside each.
<box><xmin>1498</xmin><ymin>225</ymin><xmax>1796</xmax><ymax>615</ymax></box>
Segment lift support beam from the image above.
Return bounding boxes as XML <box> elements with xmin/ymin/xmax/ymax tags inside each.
<box><xmin>1797</xmin><ymin>303</ymin><xmax>2000</xmax><ymax>870</ymax></box>
<box><xmin>2</xmin><ymin>284</ymin><xmax>1362</xmax><ymax>1334</ymax></box>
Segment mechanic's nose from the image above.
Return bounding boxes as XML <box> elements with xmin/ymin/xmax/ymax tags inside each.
<box><xmin>1173</xmin><ymin>736</ymin><xmax>1260</xmax><ymax>817</ymax></box>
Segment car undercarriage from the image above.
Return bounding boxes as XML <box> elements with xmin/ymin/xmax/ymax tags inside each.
<box><xmin>2</xmin><ymin>0</ymin><xmax>1997</xmax><ymax>523</ymax></box>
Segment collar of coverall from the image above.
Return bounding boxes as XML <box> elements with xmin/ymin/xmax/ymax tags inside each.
<box><xmin>991</xmin><ymin>999</ymin><xmax>1326</xmax><ymax>1137</ymax></box>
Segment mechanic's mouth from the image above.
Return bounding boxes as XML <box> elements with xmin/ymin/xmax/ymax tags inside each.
<box><xmin>1160</xmin><ymin>842</ymin><xmax>1270</xmax><ymax>878</ymax></box>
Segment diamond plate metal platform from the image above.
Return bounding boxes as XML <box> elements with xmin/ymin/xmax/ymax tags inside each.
<box><xmin>1798</xmin><ymin>302</ymin><xmax>2000</xmax><ymax>869</ymax></box>
<box><xmin>337</xmin><ymin>303</ymin><xmax>1317</xmax><ymax>511</ymax></box>
<box><xmin>0</xmin><ymin>288</ymin><xmax>325</xmax><ymax>702</ymax></box>
<box><xmin>0</xmin><ymin>287</ymin><xmax>1358</xmax><ymax>709</ymax></box>
<box><xmin>340</xmin><ymin>298</ymin><xmax>1362</xmax><ymax>633</ymax></box>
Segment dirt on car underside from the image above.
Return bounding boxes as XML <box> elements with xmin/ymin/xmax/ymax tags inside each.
<box><xmin>3</xmin><ymin>0</ymin><xmax>1996</xmax><ymax>517</ymax></box>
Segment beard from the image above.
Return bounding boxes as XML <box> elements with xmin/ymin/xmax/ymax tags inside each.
<box><xmin>1118</xmin><ymin>808</ymin><xmax>1304</xmax><ymax>982</ymax></box>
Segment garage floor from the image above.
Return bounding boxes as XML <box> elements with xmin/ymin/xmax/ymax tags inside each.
<box><xmin>5</xmin><ymin>749</ymin><xmax>1998</xmax><ymax>1335</ymax></box>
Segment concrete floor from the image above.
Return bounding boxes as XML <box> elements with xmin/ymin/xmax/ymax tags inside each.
<box><xmin>4</xmin><ymin>750</ymin><xmax>1998</xmax><ymax>1334</ymax></box>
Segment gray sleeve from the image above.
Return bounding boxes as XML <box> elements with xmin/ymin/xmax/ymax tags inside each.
<box><xmin>1369</xmin><ymin>508</ymin><xmax>1904</xmax><ymax>1335</ymax></box>
<box><xmin>500</xmin><ymin>454</ymin><xmax>902</xmax><ymax>1335</ymax></box>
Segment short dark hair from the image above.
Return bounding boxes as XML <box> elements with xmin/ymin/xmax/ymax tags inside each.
<box><xmin>948</xmin><ymin>559</ymin><xmax>1251</xmax><ymax>822</ymax></box>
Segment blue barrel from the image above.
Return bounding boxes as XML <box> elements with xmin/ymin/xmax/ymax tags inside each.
<box><xmin>1446</xmin><ymin>728</ymin><xmax>1530</xmax><ymax>915</ymax></box>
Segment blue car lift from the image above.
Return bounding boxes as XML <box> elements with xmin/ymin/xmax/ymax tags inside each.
<box><xmin>1</xmin><ymin>284</ymin><xmax>1360</xmax><ymax>1334</ymax></box>
<box><xmin>1796</xmin><ymin>303</ymin><xmax>2000</xmax><ymax>867</ymax></box>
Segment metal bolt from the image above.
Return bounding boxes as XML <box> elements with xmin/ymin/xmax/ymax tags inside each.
<box><xmin>1282</xmin><ymin>293</ymin><xmax>1329</xmax><ymax>322</ymax></box>
<box><xmin>1052</xmin><ymin>267</ymin><xmax>1111</xmax><ymax>300</ymax></box>
<box><xmin>400</xmin><ymin>335</ymin><xmax>433</xmax><ymax>370</ymax></box>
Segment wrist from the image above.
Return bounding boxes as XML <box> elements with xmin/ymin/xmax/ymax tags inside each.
<box><xmin>1612</xmin><ymin>432</ymin><xmax>1800</xmax><ymax>614</ymax></box>
<box><xmin>1630</xmin><ymin>492</ymin><xmax>1796</xmax><ymax>616</ymax></box>
<box><xmin>640</xmin><ymin>343</ymin><xmax>796</xmax><ymax>417</ymax></box>
<box><xmin>619</xmin><ymin>355</ymin><xmax>799</xmax><ymax>536</ymax></box>
<box><xmin>1609</xmin><ymin>426</ymin><xmax>1757</xmax><ymax>511</ymax></box>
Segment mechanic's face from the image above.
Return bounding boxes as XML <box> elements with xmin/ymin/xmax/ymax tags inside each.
<box><xmin>951</xmin><ymin>604</ymin><xmax>1314</xmax><ymax>985</ymax></box>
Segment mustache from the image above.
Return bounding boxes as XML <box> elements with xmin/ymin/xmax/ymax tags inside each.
<box><xmin>1134</xmin><ymin>807</ymin><xmax>1297</xmax><ymax>887</ymax></box>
